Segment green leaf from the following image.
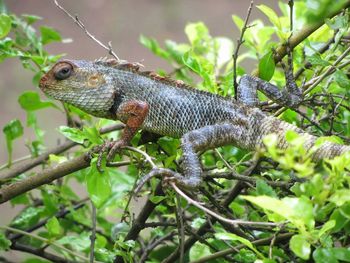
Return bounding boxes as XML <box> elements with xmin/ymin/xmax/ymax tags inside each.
<box><xmin>45</xmin><ymin>216</ymin><xmax>63</xmax><ymax>238</ymax></box>
<box><xmin>18</xmin><ymin>91</ymin><xmax>59</xmax><ymax>111</ymax></box>
<box><xmin>290</xmin><ymin>234</ymin><xmax>311</xmax><ymax>260</ymax></box>
<box><xmin>256</xmin><ymin>179</ymin><xmax>277</xmax><ymax>197</ymax></box>
<box><xmin>189</xmin><ymin>242</ymin><xmax>211</xmax><ymax>261</ymax></box>
<box><xmin>331</xmin><ymin>248</ymin><xmax>350</xmax><ymax>262</ymax></box>
<box><xmin>334</xmin><ymin>70</ymin><xmax>350</xmax><ymax>89</ymax></box>
<box><xmin>313</xmin><ymin>248</ymin><xmax>338</xmax><ymax>263</ymax></box>
<box><xmin>82</xmin><ymin>126</ymin><xmax>103</xmax><ymax>144</ymax></box>
<box><xmin>57</xmin><ymin>232</ymin><xmax>91</xmax><ymax>251</ymax></box>
<box><xmin>0</xmin><ymin>232</ymin><xmax>11</xmax><ymax>251</ymax></box>
<box><xmin>308</xmin><ymin>53</ymin><xmax>329</xmax><ymax>66</ymax></box>
<box><xmin>40</xmin><ymin>26</ymin><xmax>61</xmax><ymax>45</ymax></box>
<box><xmin>3</xmin><ymin>119</ymin><xmax>23</xmax><ymax>166</ymax></box>
<box><xmin>58</xmin><ymin>126</ymin><xmax>103</xmax><ymax>145</ymax></box>
<box><xmin>22</xmin><ymin>14</ymin><xmax>42</xmax><ymax>25</ymax></box>
<box><xmin>259</xmin><ymin>51</ymin><xmax>275</xmax><ymax>81</ymax></box>
<box><xmin>257</xmin><ymin>5</ymin><xmax>281</xmax><ymax>29</ymax></box>
<box><xmin>58</xmin><ymin>126</ymin><xmax>85</xmax><ymax>144</ymax></box>
<box><xmin>149</xmin><ymin>195</ymin><xmax>166</xmax><ymax>204</ymax></box>
<box><xmin>184</xmin><ymin>22</ymin><xmax>209</xmax><ymax>45</ymax></box>
<box><xmin>86</xmin><ymin>158</ymin><xmax>111</xmax><ymax>208</ymax></box>
<box><xmin>11</xmin><ymin>207</ymin><xmax>43</xmax><ymax>229</ymax></box>
<box><xmin>243</xmin><ymin>195</ymin><xmax>314</xmax><ymax>231</ymax></box>
<box><xmin>139</xmin><ymin>35</ymin><xmax>169</xmax><ymax>59</ymax></box>
<box><xmin>215</xmin><ymin>232</ymin><xmax>264</xmax><ymax>258</ymax></box>
<box><xmin>329</xmin><ymin>189</ymin><xmax>350</xmax><ymax>206</ymax></box>
<box><xmin>232</xmin><ymin>15</ymin><xmax>244</xmax><ymax>31</ymax></box>
<box><xmin>0</xmin><ymin>14</ymin><xmax>11</xmax><ymax>39</ymax></box>
<box><xmin>318</xmin><ymin>220</ymin><xmax>336</xmax><ymax>237</ymax></box>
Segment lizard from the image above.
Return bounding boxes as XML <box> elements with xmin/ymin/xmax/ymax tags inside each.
<box><xmin>38</xmin><ymin>58</ymin><xmax>350</xmax><ymax>189</ymax></box>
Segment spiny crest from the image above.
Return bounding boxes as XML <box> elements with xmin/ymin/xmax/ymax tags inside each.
<box><xmin>94</xmin><ymin>57</ymin><xmax>194</xmax><ymax>90</ymax></box>
<box><xmin>94</xmin><ymin>57</ymin><xmax>144</xmax><ymax>72</ymax></box>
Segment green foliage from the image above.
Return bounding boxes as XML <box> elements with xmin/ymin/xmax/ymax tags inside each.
<box><xmin>1</xmin><ymin>0</ymin><xmax>350</xmax><ymax>262</ymax></box>
<box><xmin>0</xmin><ymin>232</ymin><xmax>11</xmax><ymax>251</ymax></box>
<box><xmin>3</xmin><ymin>119</ymin><xmax>23</xmax><ymax>166</ymax></box>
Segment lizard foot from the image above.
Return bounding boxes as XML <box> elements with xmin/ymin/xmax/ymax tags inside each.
<box><xmin>96</xmin><ymin>139</ymin><xmax>127</xmax><ymax>172</ymax></box>
<box><xmin>134</xmin><ymin>168</ymin><xmax>200</xmax><ymax>198</ymax></box>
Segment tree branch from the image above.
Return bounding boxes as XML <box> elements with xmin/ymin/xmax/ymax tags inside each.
<box><xmin>0</xmin><ymin>154</ymin><xmax>91</xmax><ymax>204</ymax></box>
<box><xmin>0</xmin><ymin>123</ymin><xmax>124</xmax><ymax>181</ymax></box>
<box><xmin>272</xmin><ymin>1</ymin><xmax>350</xmax><ymax>64</ymax></box>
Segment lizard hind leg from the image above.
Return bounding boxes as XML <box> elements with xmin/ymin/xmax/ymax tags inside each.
<box><xmin>167</xmin><ymin>123</ymin><xmax>248</xmax><ymax>189</ymax></box>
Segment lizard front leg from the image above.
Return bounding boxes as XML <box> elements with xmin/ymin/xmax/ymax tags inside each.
<box><xmin>97</xmin><ymin>100</ymin><xmax>149</xmax><ymax>168</ymax></box>
<box><xmin>164</xmin><ymin>123</ymin><xmax>249</xmax><ymax>189</ymax></box>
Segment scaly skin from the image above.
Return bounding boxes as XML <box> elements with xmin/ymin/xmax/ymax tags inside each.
<box><xmin>39</xmin><ymin>58</ymin><xmax>350</xmax><ymax>188</ymax></box>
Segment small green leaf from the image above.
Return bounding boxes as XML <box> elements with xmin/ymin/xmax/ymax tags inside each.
<box><xmin>334</xmin><ymin>70</ymin><xmax>350</xmax><ymax>89</ymax></box>
<box><xmin>308</xmin><ymin>53</ymin><xmax>329</xmax><ymax>66</ymax></box>
<box><xmin>318</xmin><ymin>220</ymin><xmax>336</xmax><ymax>237</ymax></box>
<box><xmin>232</xmin><ymin>15</ymin><xmax>244</xmax><ymax>31</ymax></box>
<box><xmin>18</xmin><ymin>91</ymin><xmax>59</xmax><ymax>111</ymax></box>
<box><xmin>0</xmin><ymin>232</ymin><xmax>11</xmax><ymax>251</ymax></box>
<box><xmin>82</xmin><ymin>126</ymin><xmax>103</xmax><ymax>144</ymax></box>
<box><xmin>313</xmin><ymin>248</ymin><xmax>338</xmax><ymax>263</ymax></box>
<box><xmin>149</xmin><ymin>195</ymin><xmax>166</xmax><ymax>204</ymax></box>
<box><xmin>58</xmin><ymin>126</ymin><xmax>85</xmax><ymax>144</ymax></box>
<box><xmin>57</xmin><ymin>232</ymin><xmax>91</xmax><ymax>251</ymax></box>
<box><xmin>139</xmin><ymin>35</ymin><xmax>169</xmax><ymax>59</ymax></box>
<box><xmin>259</xmin><ymin>51</ymin><xmax>275</xmax><ymax>81</ymax></box>
<box><xmin>189</xmin><ymin>242</ymin><xmax>211</xmax><ymax>261</ymax></box>
<box><xmin>11</xmin><ymin>207</ymin><xmax>43</xmax><ymax>229</ymax></box>
<box><xmin>257</xmin><ymin>5</ymin><xmax>281</xmax><ymax>29</ymax></box>
<box><xmin>22</xmin><ymin>14</ymin><xmax>42</xmax><ymax>25</ymax></box>
<box><xmin>40</xmin><ymin>26</ymin><xmax>61</xmax><ymax>45</ymax></box>
<box><xmin>0</xmin><ymin>14</ymin><xmax>11</xmax><ymax>39</ymax></box>
<box><xmin>86</xmin><ymin>158</ymin><xmax>111</xmax><ymax>208</ymax></box>
<box><xmin>256</xmin><ymin>179</ymin><xmax>277</xmax><ymax>197</ymax></box>
<box><xmin>45</xmin><ymin>216</ymin><xmax>63</xmax><ymax>238</ymax></box>
<box><xmin>184</xmin><ymin>22</ymin><xmax>209</xmax><ymax>45</ymax></box>
<box><xmin>216</xmin><ymin>232</ymin><xmax>264</xmax><ymax>258</ymax></box>
<box><xmin>290</xmin><ymin>234</ymin><xmax>311</xmax><ymax>260</ymax></box>
<box><xmin>3</xmin><ymin>119</ymin><xmax>23</xmax><ymax>166</ymax></box>
<box><xmin>329</xmin><ymin>189</ymin><xmax>350</xmax><ymax>206</ymax></box>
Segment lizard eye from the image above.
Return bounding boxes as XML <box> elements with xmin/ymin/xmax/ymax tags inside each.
<box><xmin>54</xmin><ymin>63</ymin><xmax>73</xmax><ymax>80</ymax></box>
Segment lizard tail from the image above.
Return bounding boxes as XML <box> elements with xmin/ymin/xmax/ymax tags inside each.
<box><xmin>259</xmin><ymin>116</ymin><xmax>350</xmax><ymax>161</ymax></box>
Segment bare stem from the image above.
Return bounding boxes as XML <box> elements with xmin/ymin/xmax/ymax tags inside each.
<box><xmin>53</xmin><ymin>0</ymin><xmax>121</xmax><ymax>60</ymax></box>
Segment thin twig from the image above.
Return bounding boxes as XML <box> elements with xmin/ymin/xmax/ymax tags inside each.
<box><xmin>171</xmin><ymin>182</ymin><xmax>283</xmax><ymax>228</ymax></box>
<box><xmin>89</xmin><ymin>201</ymin><xmax>97</xmax><ymax>263</ymax></box>
<box><xmin>175</xmin><ymin>193</ymin><xmax>185</xmax><ymax>263</ymax></box>
<box><xmin>233</xmin><ymin>0</ymin><xmax>254</xmax><ymax>98</ymax></box>
<box><xmin>53</xmin><ymin>0</ymin><xmax>120</xmax><ymax>60</ymax></box>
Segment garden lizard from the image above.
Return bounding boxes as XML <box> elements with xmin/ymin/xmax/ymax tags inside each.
<box><xmin>39</xmin><ymin>58</ymin><xmax>350</xmax><ymax>188</ymax></box>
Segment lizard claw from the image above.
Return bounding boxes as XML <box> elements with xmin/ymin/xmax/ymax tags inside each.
<box><xmin>106</xmin><ymin>140</ymin><xmax>126</xmax><ymax>162</ymax></box>
<box><xmin>95</xmin><ymin>139</ymin><xmax>127</xmax><ymax>172</ymax></box>
<box><xmin>96</xmin><ymin>140</ymin><xmax>113</xmax><ymax>172</ymax></box>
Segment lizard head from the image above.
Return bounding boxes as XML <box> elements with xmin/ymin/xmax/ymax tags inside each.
<box><xmin>39</xmin><ymin>59</ymin><xmax>117</xmax><ymax>119</ymax></box>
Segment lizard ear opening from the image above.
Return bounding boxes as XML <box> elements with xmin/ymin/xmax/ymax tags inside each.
<box><xmin>54</xmin><ymin>62</ymin><xmax>73</xmax><ymax>80</ymax></box>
